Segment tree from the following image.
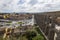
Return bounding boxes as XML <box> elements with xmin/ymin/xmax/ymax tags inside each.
<box><xmin>32</xmin><ymin>35</ymin><xmax>44</xmax><ymax>40</ymax></box>
<box><xmin>17</xmin><ymin>22</ymin><xmax>23</xmax><ymax>26</ymax></box>
<box><xmin>25</xmin><ymin>31</ymin><xmax>37</xmax><ymax>40</ymax></box>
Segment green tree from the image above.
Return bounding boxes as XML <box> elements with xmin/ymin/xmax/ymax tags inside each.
<box><xmin>32</xmin><ymin>35</ymin><xmax>44</xmax><ymax>40</ymax></box>
<box><xmin>17</xmin><ymin>22</ymin><xmax>24</xmax><ymax>26</ymax></box>
<box><xmin>25</xmin><ymin>31</ymin><xmax>37</xmax><ymax>40</ymax></box>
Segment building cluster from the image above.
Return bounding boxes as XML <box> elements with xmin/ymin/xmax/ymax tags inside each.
<box><xmin>0</xmin><ymin>13</ymin><xmax>32</xmax><ymax>20</ymax></box>
<box><xmin>0</xmin><ymin>13</ymin><xmax>35</xmax><ymax>37</ymax></box>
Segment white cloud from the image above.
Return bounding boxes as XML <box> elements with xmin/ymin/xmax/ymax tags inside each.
<box><xmin>0</xmin><ymin>0</ymin><xmax>60</xmax><ymax>13</ymax></box>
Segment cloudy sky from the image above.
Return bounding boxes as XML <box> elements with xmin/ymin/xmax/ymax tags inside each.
<box><xmin>0</xmin><ymin>0</ymin><xmax>60</xmax><ymax>13</ymax></box>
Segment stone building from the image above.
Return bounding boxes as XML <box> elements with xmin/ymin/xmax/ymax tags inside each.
<box><xmin>34</xmin><ymin>11</ymin><xmax>60</xmax><ymax>40</ymax></box>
